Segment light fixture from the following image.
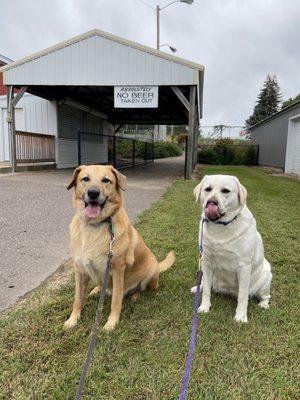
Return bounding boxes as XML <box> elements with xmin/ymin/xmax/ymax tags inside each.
<box><xmin>159</xmin><ymin>43</ymin><xmax>177</xmax><ymax>53</ymax></box>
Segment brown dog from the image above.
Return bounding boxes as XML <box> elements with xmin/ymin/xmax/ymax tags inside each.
<box><xmin>65</xmin><ymin>165</ymin><xmax>175</xmax><ymax>331</ymax></box>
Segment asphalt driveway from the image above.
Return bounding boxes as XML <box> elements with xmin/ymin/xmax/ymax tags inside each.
<box><xmin>0</xmin><ymin>156</ymin><xmax>184</xmax><ymax>311</ymax></box>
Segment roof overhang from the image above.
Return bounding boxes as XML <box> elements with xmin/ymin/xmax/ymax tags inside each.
<box><xmin>1</xmin><ymin>29</ymin><xmax>204</xmax><ymax>123</ymax></box>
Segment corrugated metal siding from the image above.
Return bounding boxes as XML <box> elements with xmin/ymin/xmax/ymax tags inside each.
<box><xmin>57</xmin><ymin>137</ymin><xmax>108</xmax><ymax>169</ymax></box>
<box><xmin>57</xmin><ymin>104</ymin><xmax>104</xmax><ymax>139</ymax></box>
<box><xmin>56</xmin><ymin>104</ymin><xmax>108</xmax><ymax>168</ymax></box>
<box><xmin>0</xmin><ymin>94</ymin><xmax>57</xmax><ymax>135</ymax></box>
<box><xmin>4</xmin><ymin>35</ymin><xmax>197</xmax><ymax>86</ymax></box>
<box><xmin>0</xmin><ymin>94</ymin><xmax>57</xmax><ymax>161</ymax></box>
<box><xmin>251</xmin><ymin>105</ymin><xmax>300</xmax><ymax>168</ymax></box>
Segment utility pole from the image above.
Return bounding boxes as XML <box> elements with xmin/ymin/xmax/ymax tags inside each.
<box><xmin>156</xmin><ymin>5</ymin><xmax>160</xmax><ymax>50</ymax></box>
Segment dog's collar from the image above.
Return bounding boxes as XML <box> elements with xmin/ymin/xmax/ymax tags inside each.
<box><xmin>87</xmin><ymin>216</ymin><xmax>114</xmax><ymax>232</ymax></box>
<box><xmin>203</xmin><ymin>215</ymin><xmax>238</xmax><ymax>226</ymax></box>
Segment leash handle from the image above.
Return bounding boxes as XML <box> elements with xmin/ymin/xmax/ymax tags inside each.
<box><xmin>179</xmin><ymin>270</ymin><xmax>203</xmax><ymax>400</ymax></box>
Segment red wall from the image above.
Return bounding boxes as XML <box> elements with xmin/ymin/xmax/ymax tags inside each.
<box><xmin>0</xmin><ymin>61</ymin><xmax>7</xmax><ymax>95</ymax></box>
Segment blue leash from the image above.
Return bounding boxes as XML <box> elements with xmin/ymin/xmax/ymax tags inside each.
<box><xmin>179</xmin><ymin>218</ymin><xmax>205</xmax><ymax>400</ymax></box>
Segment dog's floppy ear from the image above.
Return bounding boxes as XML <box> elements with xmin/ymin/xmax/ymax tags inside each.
<box><xmin>236</xmin><ymin>178</ymin><xmax>247</xmax><ymax>205</ymax></box>
<box><xmin>111</xmin><ymin>167</ymin><xmax>127</xmax><ymax>191</ymax></box>
<box><xmin>67</xmin><ymin>166</ymin><xmax>83</xmax><ymax>190</ymax></box>
<box><xmin>194</xmin><ymin>176</ymin><xmax>207</xmax><ymax>203</ymax></box>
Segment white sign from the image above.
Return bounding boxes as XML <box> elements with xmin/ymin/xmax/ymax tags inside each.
<box><xmin>114</xmin><ymin>86</ymin><xmax>158</xmax><ymax>108</ymax></box>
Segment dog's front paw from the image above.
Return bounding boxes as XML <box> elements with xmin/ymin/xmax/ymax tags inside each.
<box><xmin>258</xmin><ymin>299</ymin><xmax>270</xmax><ymax>309</ymax></box>
<box><xmin>89</xmin><ymin>286</ymin><xmax>101</xmax><ymax>296</ymax></box>
<box><xmin>198</xmin><ymin>301</ymin><xmax>211</xmax><ymax>313</ymax></box>
<box><xmin>234</xmin><ymin>313</ymin><xmax>248</xmax><ymax>323</ymax></box>
<box><xmin>103</xmin><ymin>318</ymin><xmax>118</xmax><ymax>332</ymax></box>
<box><xmin>190</xmin><ymin>284</ymin><xmax>203</xmax><ymax>294</ymax></box>
<box><xmin>190</xmin><ymin>286</ymin><xmax>197</xmax><ymax>294</ymax></box>
<box><xmin>64</xmin><ymin>315</ymin><xmax>79</xmax><ymax>329</ymax></box>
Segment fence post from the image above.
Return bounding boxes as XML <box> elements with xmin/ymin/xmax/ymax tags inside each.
<box><xmin>113</xmin><ymin>135</ymin><xmax>117</xmax><ymax>168</ymax></box>
<box><xmin>152</xmin><ymin>142</ymin><xmax>154</xmax><ymax>163</ymax></box>
<box><xmin>77</xmin><ymin>129</ymin><xmax>81</xmax><ymax>165</ymax></box>
<box><xmin>132</xmin><ymin>139</ymin><xmax>135</xmax><ymax>168</ymax></box>
<box><xmin>145</xmin><ymin>142</ymin><xmax>147</xmax><ymax>164</ymax></box>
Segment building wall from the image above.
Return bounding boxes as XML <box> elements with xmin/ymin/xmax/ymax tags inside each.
<box><xmin>0</xmin><ymin>93</ymin><xmax>57</xmax><ymax>162</ymax></box>
<box><xmin>251</xmin><ymin>104</ymin><xmax>300</xmax><ymax>168</ymax></box>
<box><xmin>0</xmin><ymin>61</ymin><xmax>6</xmax><ymax>95</ymax></box>
<box><xmin>56</xmin><ymin>104</ymin><xmax>110</xmax><ymax>168</ymax></box>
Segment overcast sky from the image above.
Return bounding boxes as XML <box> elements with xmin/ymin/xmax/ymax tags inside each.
<box><xmin>1</xmin><ymin>0</ymin><xmax>299</xmax><ymax>128</ymax></box>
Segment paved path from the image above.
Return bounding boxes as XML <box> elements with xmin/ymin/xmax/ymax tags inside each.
<box><xmin>0</xmin><ymin>156</ymin><xmax>184</xmax><ymax>311</ymax></box>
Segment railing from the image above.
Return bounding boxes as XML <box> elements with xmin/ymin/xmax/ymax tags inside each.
<box><xmin>77</xmin><ymin>131</ymin><xmax>154</xmax><ymax>169</ymax></box>
<box><xmin>16</xmin><ymin>131</ymin><xmax>55</xmax><ymax>163</ymax></box>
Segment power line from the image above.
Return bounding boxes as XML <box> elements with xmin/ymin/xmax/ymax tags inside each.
<box><xmin>137</xmin><ymin>0</ymin><xmax>156</xmax><ymax>10</ymax></box>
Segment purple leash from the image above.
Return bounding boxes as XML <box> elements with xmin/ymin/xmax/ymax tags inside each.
<box><xmin>179</xmin><ymin>269</ymin><xmax>203</xmax><ymax>400</ymax></box>
<box><xmin>179</xmin><ymin>218</ymin><xmax>206</xmax><ymax>400</ymax></box>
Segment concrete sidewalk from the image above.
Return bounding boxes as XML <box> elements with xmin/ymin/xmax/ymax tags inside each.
<box><xmin>0</xmin><ymin>156</ymin><xmax>184</xmax><ymax>311</ymax></box>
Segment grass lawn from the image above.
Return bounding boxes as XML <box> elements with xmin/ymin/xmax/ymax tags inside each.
<box><xmin>0</xmin><ymin>166</ymin><xmax>299</xmax><ymax>400</ymax></box>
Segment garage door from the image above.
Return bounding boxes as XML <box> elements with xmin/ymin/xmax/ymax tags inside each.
<box><xmin>291</xmin><ymin>119</ymin><xmax>300</xmax><ymax>174</ymax></box>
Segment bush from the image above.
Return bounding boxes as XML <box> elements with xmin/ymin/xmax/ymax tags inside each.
<box><xmin>153</xmin><ymin>142</ymin><xmax>183</xmax><ymax>159</ymax></box>
<box><xmin>198</xmin><ymin>144</ymin><xmax>258</xmax><ymax>166</ymax></box>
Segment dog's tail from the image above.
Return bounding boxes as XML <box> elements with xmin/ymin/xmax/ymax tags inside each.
<box><xmin>159</xmin><ymin>251</ymin><xmax>176</xmax><ymax>273</ymax></box>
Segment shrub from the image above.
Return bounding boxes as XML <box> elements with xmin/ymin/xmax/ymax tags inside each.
<box><xmin>153</xmin><ymin>142</ymin><xmax>183</xmax><ymax>159</ymax></box>
<box><xmin>197</xmin><ymin>144</ymin><xmax>258</xmax><ymax>166</ymax></box>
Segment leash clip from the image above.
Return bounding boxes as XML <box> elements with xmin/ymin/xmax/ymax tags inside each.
<box><xmin>109</xmin><ymin>237</ymin><xmax>115</xmax><ymax>256</ymax></box>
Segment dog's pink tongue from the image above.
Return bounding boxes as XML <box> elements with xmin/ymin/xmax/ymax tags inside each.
<box><xmin>205</xmin><ymin>203</ymin><xmax>220</xmax><ymax>220</ymax></box>
<box><xmin>85</xmin><ymin>204</ymin><xmax>101</xmax><ymax>218</ymax></box>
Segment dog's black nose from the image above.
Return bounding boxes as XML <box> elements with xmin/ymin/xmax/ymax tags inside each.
<box><xmin>87</xmin><ymin>188</ymin><xmax>100</xmax><ymax>199</ymax></box>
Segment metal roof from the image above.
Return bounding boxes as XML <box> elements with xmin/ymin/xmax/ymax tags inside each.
<box><xmin>250</xmin><ymin>100</ymin><xmax>300</xmax><ymax>130</ymax></box>
<box><xmin>1</xmin><ymin>29</ymin><xmax>204</xmax><ymax>87</ymax></box>
<box><xmin>0</xmin><ymin>29</ymin><xmax>204</xmax><ymax>124</ymax></box>
<box><xmin>0</xmin><ymin>53</ymin><xmax>13</xmax><ymax>65</ymax></box>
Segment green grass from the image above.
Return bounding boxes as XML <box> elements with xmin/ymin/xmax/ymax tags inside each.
<box><xmin>0</xmin><ymin>166</ymin><xmax>299</xmax><ymax>399</ymax></box>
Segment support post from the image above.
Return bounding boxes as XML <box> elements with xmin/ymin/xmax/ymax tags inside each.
<box><xmin>132</xmin><ymin>139</ymin><xmax>135</xmax><ymax>168</ymax></box>
<box><xmin>186</xmin><ymin>86</ymin><xmax>196</xmax><ymax>179</ymax></box>
<box><xmin>192</xmin><ymin>112</ymin><xmax>199</xmax><ymax>169</ymax></box>
<box><xmin>184</xmin><ymin>135</ymin><xmax>188</xmax><ymax>179</ymax></box>
<box><xmin>7</xmin><ymin>86</ymin><xmax>15</xmax><ymax>172</ymax></box>
<box><xmin>113</xmin><ymin>135</ymin><xmax>116</xmax><ymax>168</ymax></box>
<box><xmin>144</xmin><ymin>141</ymin><xmax>147</xmax><ymax>164</ymax></box>
<box><xmin>156</xmin><ymin>5</ymin><xmax>160</xmax><ymax>50</ymax></box>
<box><xmin>6</xmin><ymin>85</ymin><xmax>27</xmax><ymax>173</ymax></box>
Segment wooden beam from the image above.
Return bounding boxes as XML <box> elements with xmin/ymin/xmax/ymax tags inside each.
<box><xmin>171</xmin><ymin>86</ymin><xmax>190</xmax><ymax>112</ymax></box>
<box><xmin>186</xmin><ymin>86</ymin><xmax>196</xmax><ymax>179</ymax></box>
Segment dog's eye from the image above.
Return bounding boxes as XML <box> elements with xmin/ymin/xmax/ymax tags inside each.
<box><xmin>102</xmin><ymin>177</ymin><xmax>111</xmax><ymax>184</ymax></box>
<box><xmin>221</xmin><ymin>188</ymin><xmax>231</xmax><ymax>194</ymax></box>
<box><xmin>82</xmin><ymin>176</ymin><xmax>90</xmax><ymax>182</ymax></box>
<box><xmin>205</xmin><ymin>187</ymin><xmax>212</xmax><ymax>192</ymax></box>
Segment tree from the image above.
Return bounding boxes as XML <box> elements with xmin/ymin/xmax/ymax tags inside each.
<box><xmin>246</xmin><ymin>74</ymin><xmax>281</xmax><ymax>128</ymax></box>
<box><xmin>282</xmin><ymin>93</ymin><xmax>300</xmax><ymax>109</ymax></box>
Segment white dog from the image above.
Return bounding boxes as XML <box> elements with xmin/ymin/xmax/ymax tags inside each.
<box><xmin>191</xmin><ymin>175</ymin><xmax>272</xmax><ymax>323</ymax></box>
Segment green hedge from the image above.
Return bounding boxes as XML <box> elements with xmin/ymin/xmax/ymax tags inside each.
<box><xmin>114</xmin><ymin>140</ymin><xmax>182</xmax><ymax>160</ymax></box>
<box><xmin>198</xmin><ymin>145</ymin><xmax>258</xmax><ymax>165</ymax></box>
<box><xmin>153</xmin><ymin>142</ymin><xmax>182</xmax><ymax>159</ymax></box>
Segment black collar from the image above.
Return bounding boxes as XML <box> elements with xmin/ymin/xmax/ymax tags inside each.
<box><xmin>203</xmin><ymin>215</ymin><xmax>238</xmax><ymax>226</ymax></box>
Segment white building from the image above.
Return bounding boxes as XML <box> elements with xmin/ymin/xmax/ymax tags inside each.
<box><xmin>0</xmin><ymin>29</ymin><xmax>204</xmax><ymax>177</ymax></box>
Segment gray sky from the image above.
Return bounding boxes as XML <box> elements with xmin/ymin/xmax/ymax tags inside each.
<box><xmin>1</xmin><ymin>0</ymin><xmax>299</xmax><ymax>127</ymax></box>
